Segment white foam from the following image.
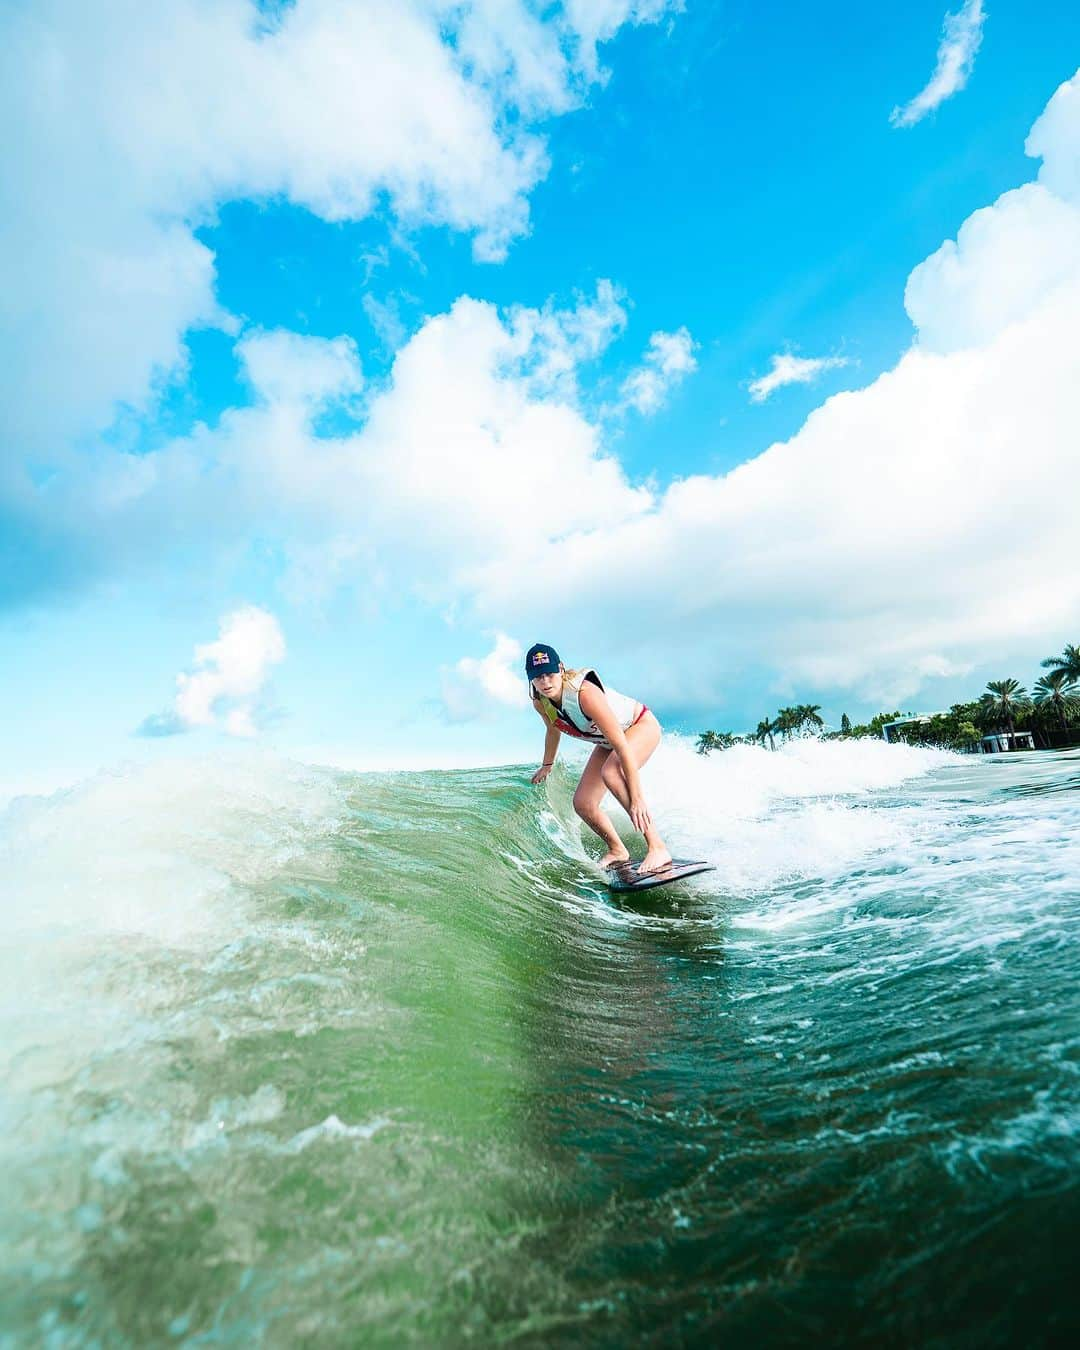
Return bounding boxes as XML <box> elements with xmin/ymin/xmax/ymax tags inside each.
<box><xmin>284</xmin><ymin>1114</ymin><xmax>390</xmax><ymax>1153</ymax></box>
<box><xmin>183</xmin><ymin>1084</ymin><xmax>287</xmax><ymax>1149</ymax></box>
<box><xmin>940</xmin><ymin>1086</ymin><xmax>1080</xmax><ymax>1180</ymax></box>
<box><xmin>619</xmin><ymin>735</ymin><xmax>953</xmax><ymax>895</ymax></box>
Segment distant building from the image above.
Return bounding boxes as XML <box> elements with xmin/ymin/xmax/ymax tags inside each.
<box><xmin>881</xmin><ymin>717</ymin><xmax>1038</xmax><ymax>753</ymax></box>
<box><xmin>980</xmin><ymin>731</ymin><xmax>1035</xmax><ymax>754</ymax></box>
<box><xmin>881</xmin><ymin>713</ymin><xmax>946</xmax><ymax>744</ymax></box>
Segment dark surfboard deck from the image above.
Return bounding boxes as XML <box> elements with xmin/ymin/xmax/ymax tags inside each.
<box><xmin>604</xmin><ymin>858</ymin><xmax>715</xmax><ymax>893</ymax></box>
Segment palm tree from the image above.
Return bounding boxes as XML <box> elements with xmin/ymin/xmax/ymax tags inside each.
<box><xmin>775</xmin><ymin>707</ymin><xmax>800</xmax><ymax>740</ymax></box>
<box><xmin>796</xmin><ymin>704</ymin><xmax>824</xmax><ymax>734</ymax></box>
<box><xmin>980</xmin><ymin>679</ymin><xmax>1031</xmax><ymax>736</ymax></box>
<box><xmin>755</xmin><ymin>717</ymin><xmax>778</xmax><ymax>750</ymax></box>
<box><xmin>1033</xmin><ymin>670</ymin><xmax>1080</xmax><ymax>732</ymax></box>
<box><xmin>1041</xmin><ymin>643</ymin><xmax>1080</xmax><ymax>682</ymax></box>
<box><xmin>696</xmin><ymin>730</ymin><xmax>720</xmax><ymax>755</ymax></box>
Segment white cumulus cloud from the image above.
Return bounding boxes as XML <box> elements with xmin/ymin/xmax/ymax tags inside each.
<box><xmin>141</xmin><ymin>607</ymin><xmax>286</xmax><ymax>738</ymax></box>
<box><xmin>748</xmin><ymin>353</ymin><xmax>850</xmax><ymax>403</ymax></box>
<box><xmin>620</xmin><ymin>327</ymin><xmax>698</xmax><ymax>414</ymax></box>
<box><xmin>441</xmin><ymin>633</ymin><xmax>529</xmax><ymax>722</ymax></box>
<box><xmin>466</xmin><ymin>70</ymin><xmax>1080</xmax><ymax>710</ymax></box>
<box><xmin>12</xmin><ymin>284</ymin><xmax>650</xmax><ymax>610</ymax></box>
<box><xmin>0</xmin><ymin>0</ymin><xmax>677</xmax><ymax>481</ymax></box>
<box><xmin>891</xmin><ymin>0</ymin><xmax>987</xmax><ymax>129</ymax></box>
<box><xmin>506</xmin><ymin>279</ymin><xmax>628</xmax><ymax>399</ymax></box>
<box><xmin>239</xmin><ymin>330</ymin><xmax>365</xmax><ymax>409</ymax></box>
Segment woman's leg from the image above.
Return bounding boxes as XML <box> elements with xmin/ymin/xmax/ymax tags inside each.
<box><xmin>573</xmin><ymin>746</ymin><xmax>630</xmax><ymax>866</ymax></box>
<box><xmin>599</xmin><ymin>713</ymin><xmax>672</xmax><ymax>872</ymax></box>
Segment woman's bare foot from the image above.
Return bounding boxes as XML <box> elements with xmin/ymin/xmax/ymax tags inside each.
<box><xmin>638</xmin><ymin>847</ymin><xmax>672</xmax><ymax>875</ymax></box>
<box><xmin>599</xmin><ymin>847</ymin><xmax>631</xmax><ymax>868</ymax></box>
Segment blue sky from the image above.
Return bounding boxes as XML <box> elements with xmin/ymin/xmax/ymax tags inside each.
<box><xmin>3</xmin><ymin>0</ymin><xmax>1080</xmax><ymax>797</ymax></box>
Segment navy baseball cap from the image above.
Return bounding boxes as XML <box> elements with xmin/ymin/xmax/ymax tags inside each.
<box><xmin>525</xmin><ymin>643</ymin><xmax>560</xmax><ymax>679</ymax></box>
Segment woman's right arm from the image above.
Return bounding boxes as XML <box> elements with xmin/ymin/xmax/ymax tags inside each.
<box><xmin>531</xmin><ymin>707</ymin><xmax>561</xmax><ymax>784</ymax></box>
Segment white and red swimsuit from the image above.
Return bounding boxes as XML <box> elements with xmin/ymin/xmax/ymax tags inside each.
<box><xmin>538</xmin><ymin>669</ymin><xmax>648</xmax><ymax>750</ymax></box>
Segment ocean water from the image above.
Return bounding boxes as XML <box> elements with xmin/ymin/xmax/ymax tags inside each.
<box><xmin>1</xmin><ymin>739</ymin><xmax>1077</xmax><ymax>1347</ymax></box>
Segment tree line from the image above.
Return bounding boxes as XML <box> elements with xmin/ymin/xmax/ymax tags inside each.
<box><xmin>696</xmin><ymin>643</ymin><xmax>1080</xmax><ymax>754</ymax></box>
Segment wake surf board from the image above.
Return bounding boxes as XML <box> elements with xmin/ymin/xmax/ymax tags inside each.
<box><xmin>605</xmin><ymin>858</ymin><xmax>715</xmax><ymax>893</ymax></box>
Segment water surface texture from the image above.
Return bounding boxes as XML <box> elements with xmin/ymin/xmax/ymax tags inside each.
<box><xmin>2</xmin><ymin>742</ymin><xmax>1078</xmax><ymax>1346</ymax></box>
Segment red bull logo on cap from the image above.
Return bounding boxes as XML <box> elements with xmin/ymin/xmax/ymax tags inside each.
<box><xmin>525</xmin><ymin>643</ymin><xmax>560</xmax><ymax>676</ymax></box>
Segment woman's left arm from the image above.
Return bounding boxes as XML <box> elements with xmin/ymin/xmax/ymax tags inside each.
<box><xmin>578</xmin><ymin>683</ymin><xmax>651</xmax><ymax>834</ymax></box>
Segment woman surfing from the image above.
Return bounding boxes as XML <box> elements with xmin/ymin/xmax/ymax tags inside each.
<box><xmin>526</xmin><ymin>642</ymin><xmax>672</xmax><ymax>875</ymax></box>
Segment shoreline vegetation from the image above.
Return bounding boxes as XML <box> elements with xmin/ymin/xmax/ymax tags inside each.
<box><xmin>697</xmin><ymin>643</ymin><xmax>1080</xmax><ymax>755</ymax></box>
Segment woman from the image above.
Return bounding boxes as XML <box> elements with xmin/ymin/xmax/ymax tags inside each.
<box><xmin>526</xmin><ymin>642</ymin><xmax>672</xmax><ymax>874</ymax></box>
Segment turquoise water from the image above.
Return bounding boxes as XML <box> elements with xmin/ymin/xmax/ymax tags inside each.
<box><xmin>1</xmin><ymin>741</ymin><xmax>1078</xmax><ymax>1346</ymax></box>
